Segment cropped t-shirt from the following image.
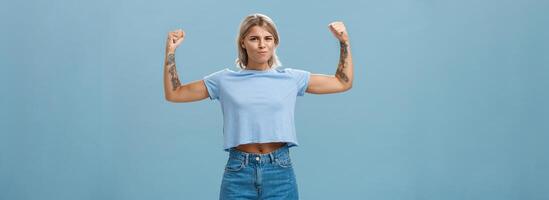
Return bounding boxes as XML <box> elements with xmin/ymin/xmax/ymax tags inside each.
<box><xmin>203</xmin><ymin>67</ymin><xmax>311</xmax><ymax>151</ymax></box>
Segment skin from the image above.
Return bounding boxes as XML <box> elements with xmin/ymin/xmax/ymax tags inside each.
<box><xmin>163</xmin><ymin>21</ymin><xmax>354</xmax><ymax>154</ymax></box>
<box><xmin>240</xmin><ymin>26</ymin><xmax>276</xmax><ymax>71</ymax></box>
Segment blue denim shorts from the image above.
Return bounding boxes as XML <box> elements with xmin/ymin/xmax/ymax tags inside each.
<box><xmin>219</xmin><ymin>144</ymin><xmax>299</xmax><ymax>200</ymax></box>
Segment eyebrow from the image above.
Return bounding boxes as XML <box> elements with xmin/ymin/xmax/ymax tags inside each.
<box><xmin>248</xmin><ymin>35</ymin><xmax>273</xmax><ymax>38</ymax></box>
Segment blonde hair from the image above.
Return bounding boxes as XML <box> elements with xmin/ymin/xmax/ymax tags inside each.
<box><xmin>236</xmin><ymin>13</ymin><xmax>281</xmax><ymax>69</ymax></box>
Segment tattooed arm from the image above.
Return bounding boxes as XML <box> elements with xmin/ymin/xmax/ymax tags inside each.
<box><xmin>306</xmin><ymin>21</ymin><xmax>354</xmax><ymax>94</ymax></box>
<box><xmin>165</xmin><ymin>52</ymin><xmax>181</xmax><ymax>92</ymax></box>
<box><xmin>164</xmin><ymin>29</ymin><xmax>209</xmax><ymax>103</ymax></box>
<box><xmin>335</xmin><ymin>39</ymin><xmax>353</xmax><ymax>88</ymax></box>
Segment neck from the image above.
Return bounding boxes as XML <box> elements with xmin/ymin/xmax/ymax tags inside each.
<box><xmin>246</xmin><ymin>61</ymin><xmax>270</xmax><ymax>71</ymax></box>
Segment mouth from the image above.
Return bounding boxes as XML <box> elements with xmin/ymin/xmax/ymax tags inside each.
<box><xmin>258</xmin><ymin>51</ymin><xmax>268</xmax><ymax>54</ymax></box>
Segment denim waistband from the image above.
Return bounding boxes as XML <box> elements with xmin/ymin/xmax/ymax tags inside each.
<box><xmin>228</xmin><ymin>144</ymin><xmax>290</xmax><ymax>165</ymax></box>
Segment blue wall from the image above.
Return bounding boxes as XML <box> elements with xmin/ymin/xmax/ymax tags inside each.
<box><xmin>1</xmin><ymin>0</ymin><xmax>548</xmax><ymax>199</ymax></box>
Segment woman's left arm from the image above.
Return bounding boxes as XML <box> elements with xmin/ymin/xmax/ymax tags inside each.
<box><xmin>306</xmin><ymin>21</ymin><xmax>354</xmax><ymax>94</ymax></box>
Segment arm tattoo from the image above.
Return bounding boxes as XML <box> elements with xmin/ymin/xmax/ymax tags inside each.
<box><xmin>167</xmin><ymin>53</ymin><xmax>182</xmax><ymax>91</ymax></box>
<box><xmin>336</xmin><ymin>41</ymin><xmax>349</xmax><ymax>83</ymax></box>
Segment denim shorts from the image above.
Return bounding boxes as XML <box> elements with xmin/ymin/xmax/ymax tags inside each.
<box><xmin>219</xmin><ymin>144</ymin><xmax>299</xmax><ymax>200</ymax></box>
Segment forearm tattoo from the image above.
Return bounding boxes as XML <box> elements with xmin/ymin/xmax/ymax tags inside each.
<box><xmin>167</xmin><ymin>53</ymin><xmax>182</xmax><ymax>91</ymax></box>
<box><xmin>336</xmin><ymin>41</ymin><xmax>350</xmax><ymax>83</ymax></box>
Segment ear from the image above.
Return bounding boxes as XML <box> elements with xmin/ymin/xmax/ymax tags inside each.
<box><xmin>241</xmin><ymin>42</ymin><xmax>245</xmax><ymax>49</ymax></box>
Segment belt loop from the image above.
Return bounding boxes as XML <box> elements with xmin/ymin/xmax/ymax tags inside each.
<box><xmin>244</xmin><ymin>153</ymin><xmax>249</xmax><ymax>166</ymax></box>
<box><xmin>269</xmin><ymin>153</ymin><xmax>274</xmax><ymax>164</ymax></box>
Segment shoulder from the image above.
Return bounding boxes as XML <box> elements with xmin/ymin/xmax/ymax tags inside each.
<box><xmin>210</xmin><ymin>68</ymin><xmax>232</xmax><ymax>75</ymax></box>
<box><xmin>204</xmin><ymin>68</ymin><xmax>231</xmax><ymax>79</ymax></box>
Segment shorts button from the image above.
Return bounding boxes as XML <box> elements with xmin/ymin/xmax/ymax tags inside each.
<box><xmin>256</xmin><ymin>157</ymin><xmax>260</xmax><ymax>161</ymax></box>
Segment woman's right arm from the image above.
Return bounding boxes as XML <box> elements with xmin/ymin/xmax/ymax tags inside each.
<box><xmin>164</xmin><ymin>29</ymin><xmax>209</xmax><ymax>103</ymax></box>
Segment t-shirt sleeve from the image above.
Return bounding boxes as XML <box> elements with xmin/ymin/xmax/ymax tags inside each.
<box><xmin>203</xmin><ymin>69</ymin><xmax>226</xmax><ymax>100</ymax></box>
<box><xmin>287</xmin><ymin>68</ymin><xmax>311</xmax><ymax>96</ymax></box>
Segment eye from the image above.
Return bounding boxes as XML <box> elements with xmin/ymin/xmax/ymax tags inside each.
<box><xmin>265</xmin><ymin>37</ymin><xmax>273</xmax><ymax>40</ymax></box>
<box><xmin>250</xmin><ymin>37</ymin><xmax>257</xmax><ymax>41</ymax></box>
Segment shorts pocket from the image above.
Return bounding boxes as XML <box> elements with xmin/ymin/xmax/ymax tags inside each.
<box><xmin>225</xmin><ymin>158</ymin><xmax>245</xmax><ymax>172</ymax></box>
<box><xmin>275</xmin><ymin>157</ymin><xmax>293</xmax><ymax>168</ymax></box>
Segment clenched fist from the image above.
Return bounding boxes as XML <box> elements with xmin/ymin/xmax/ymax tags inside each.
<box><xmin>166</xmin><ymin>29</ymin><xmax>185</xmax><ymax>53</ymax></box>
<box><xmin>328</xmin><ymin>22</ymin><xmax>349</xmax><ymax>43</ymax></box>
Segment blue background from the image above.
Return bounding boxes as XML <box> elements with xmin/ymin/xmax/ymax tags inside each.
<box><xmin>1</xmin><ymin>0</ymin><xmax>548</xmax><ymax>199</ymax></box>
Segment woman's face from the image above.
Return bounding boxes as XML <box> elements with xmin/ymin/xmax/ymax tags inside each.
<box><xmin>241</xmin><ymin>25</ymin><xmax>276</xmax><ymax>67</ymax></box>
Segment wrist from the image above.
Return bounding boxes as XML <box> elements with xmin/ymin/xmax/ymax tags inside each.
<box><xmin>166</xmin><ymin>49</ymin><xmax>175</xmax><ymax>55</ymax></box>
<box><xmin>339</xmin><ymin>40</ymin><xmax>350</xmax><ymax>48</ymax></box>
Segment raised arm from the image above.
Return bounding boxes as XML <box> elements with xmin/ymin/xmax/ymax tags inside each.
<box><xmin>164</xmin><ymin>29</ymin><xmax>209</xmax><ymax>103</ymax></box>
<box><xmin>306</xmin><ymin>21</ymin><xmax>354</xmax><ymax>94</ymax></box>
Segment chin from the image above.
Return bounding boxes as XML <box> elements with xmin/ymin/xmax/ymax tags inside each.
<box><xmin>253</xmin><ymin>58</ymin><xmax>270</xmax><ymax>64</ymax></box>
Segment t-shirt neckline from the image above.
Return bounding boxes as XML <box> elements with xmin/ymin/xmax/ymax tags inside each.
<box><xmin>240</xmin><ymin>68</ymin><xmax>275</xmax><ymax>73</ymax></box>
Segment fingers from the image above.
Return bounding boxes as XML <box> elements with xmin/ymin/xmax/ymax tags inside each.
<box><xmin>170</xmin><ymin>29</ymin><xmax>184</xmax><ymax>38</ymax></box>
<box><xmin>329</xmin><ymin>21</ymin><xmax>346</xmax><ymax>35</ymax></box>
<box><xmin>328</xmin><ymin>22</ymin><xmax>349</xmax><ymax>42</ymax></box>
<box><xmin>167</xmin><ymin>29</ymin><xmax>185</xmax><ymax>45</ymax></box>
<box><xmin>174</xmin><ymin>36</ymin><xmax>184</xmax><ymax>46</ymax></box>
<box><xmin>177</xmin><ymin>29</ymin><xmax>185</xmax><ymax>38</ymax></box>
<box><xmin>167</xmin><ymin>29</ymin><xmax>185</xmax><ymax>39</ymax></box>
<box><xmin>329</xmin><ymin>21</ymin><xmax>345</xmax><ymax>28</ymax></box>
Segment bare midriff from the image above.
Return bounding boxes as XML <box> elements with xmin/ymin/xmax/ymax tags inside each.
<box><xmin>235</xmin><ymin>142</ymin><xmax>286</xmax><ymax>154</ymax></box>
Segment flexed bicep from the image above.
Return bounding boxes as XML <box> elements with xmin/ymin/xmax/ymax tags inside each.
<box><xmin>306</xmin><ymin>74</ymin><xmax>350</xmax><ymax>94</ymax></box>
<box><xmin>167</xmin><ymin>80</ymin><xmax>210</xmax><ymax>103</ymax></box>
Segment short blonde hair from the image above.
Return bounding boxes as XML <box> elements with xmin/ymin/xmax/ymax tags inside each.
<box><xmin>236</xmin><ymin>13</ymin><xmax>281</xmax><ymax>69</ymax></box>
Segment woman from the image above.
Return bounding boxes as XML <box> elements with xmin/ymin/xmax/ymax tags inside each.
<box><xmin>163</xmin><ymin>13</ymin><xmax>353</xmax><ymax>200</ymax></box>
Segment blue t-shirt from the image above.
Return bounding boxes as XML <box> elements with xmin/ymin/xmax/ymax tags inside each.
<box><xmin>203</xmin><ymin>67</ymin><xmax>311</xmax><ymax>151</ymax></box>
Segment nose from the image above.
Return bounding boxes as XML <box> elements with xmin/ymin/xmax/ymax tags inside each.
<box><xmin>258</xmin><ymin>39</ymin><xmax>266</xmax><ymax>49</ymax></box>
